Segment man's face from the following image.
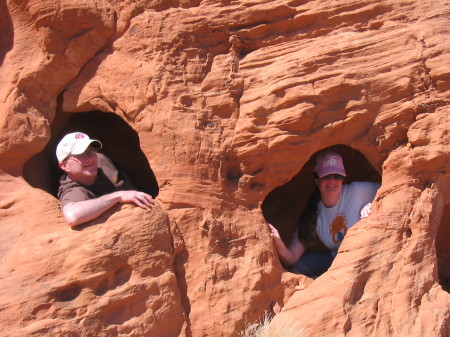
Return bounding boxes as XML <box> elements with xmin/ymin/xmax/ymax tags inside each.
<box><xmin>315</xmin><ymin>174</ymin><xmax>344</xmax><ymax>207</ymax></box>
<box><xmin>59</xmin><ymin>148</ymin><xmax>99</xmax><ymax>184</ymax></box>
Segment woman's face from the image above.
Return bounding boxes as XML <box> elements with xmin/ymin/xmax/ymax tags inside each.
<box><xmin>315</xmin><ymin>174</ymin><xmax>344</xmax><ymax>207</ymax></box>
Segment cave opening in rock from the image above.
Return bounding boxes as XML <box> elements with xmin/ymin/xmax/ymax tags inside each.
<box><xmin>23</xmin><ymin>110</ymin><xmax>159</xmax><ymax>199</ymax></box>
<box><xmin>261</xmin><ymin>144</ymin><xmax>381</xmax><ymax>273</ymax></box>
<box><xmin>436</xmin><ymin>203</ymin><xmax>450</xmax><ymax>293</ymax></box>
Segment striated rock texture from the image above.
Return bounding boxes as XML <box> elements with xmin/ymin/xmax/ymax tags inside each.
<box><xmin>0</xmin><ymin>0</ymin><xmax>449</xmax><ymax>336</ymax></box>
<box><xmin>0</xmin><ymin>181</ymin><xmax>188</xmax><ymax>336</ymax></box>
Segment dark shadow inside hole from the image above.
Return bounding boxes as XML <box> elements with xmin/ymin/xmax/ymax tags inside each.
<box><xmin>261</xmin><ymin>144</ymin><xmax>381</xmax><ymax>268</ymax></box>
<box><xmin>94</xmin><ymin>264</ymin><xmax>132</xmax><ymax>296</ymax></box>
<box><xmin>23</xmin><ymin>110</ymin><xmax>159</xmax><ymax>198</ymax></box>
<box><xmin>436</xmin><ymin>203</ymin><xmax>450</xmax><ymax>293</ymax></box>
<box><xmin>52</xmin><ymin>283</ymin><xmax>82</xmax><ymax>302</ymax></box>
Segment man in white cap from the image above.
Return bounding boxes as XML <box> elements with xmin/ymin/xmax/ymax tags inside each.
<box><xmin>268</xmin><ymin>150</ymin><xmax>380</xmax><ymax>277</ymax></box>
<box><xmin>56</xmin><ymin>132</ymin><xmax>155</xmax><ymax>227</ymax></box>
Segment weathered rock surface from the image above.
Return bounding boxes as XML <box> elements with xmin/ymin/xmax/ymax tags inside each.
<box><xmin>0</xmin><ymin>0</ymin><xmax>449</xmax><ymax>336</ymax></box>
<box><xmin>0</xmin><ymin>177</ymin><xmax>188</xmax><ymax>336</ymax></box>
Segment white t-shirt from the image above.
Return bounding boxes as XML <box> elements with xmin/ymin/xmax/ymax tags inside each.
<box><xmin>316</xmin><ymin>181</ymin><xmax>380</xmax><ymax>255</ymax></box>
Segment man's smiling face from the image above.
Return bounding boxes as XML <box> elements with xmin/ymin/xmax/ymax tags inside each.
<box><xmin>59</xmin><ymin>147</ymin><xmax>99</xmax><ymax>185</ymax></box>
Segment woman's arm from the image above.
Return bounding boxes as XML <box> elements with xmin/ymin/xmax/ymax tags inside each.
<box><xmin>268</xmin><ymin>223</ymin><xmax>306</xmax><ymax>266</ymax></box>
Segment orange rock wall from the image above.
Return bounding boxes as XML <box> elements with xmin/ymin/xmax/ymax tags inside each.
<box><xmin>0</xmin><ymin>0</ymin><xmax>449</xmax><ymax>336</ymax></box>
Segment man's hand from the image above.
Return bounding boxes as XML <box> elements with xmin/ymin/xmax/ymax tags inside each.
<box><xmin>360</xmin><ymin>202</ymin><xmax>372</xmax><ymax>218</ymax></box>
<box><xmin>117</xmin><ymin>190</ymin><xmax>155</xmax><ymax>209</ymax></box>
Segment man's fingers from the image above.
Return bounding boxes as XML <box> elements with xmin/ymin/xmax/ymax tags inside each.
<box><xmin>135</xmin><ymin>192</ymin><xmax>155</xmax><ymax>208</ymax></box>
<box><xmin>140</xmin><ymin>193</ymin><xmax>155</xmax><ymax>205</ymax></box>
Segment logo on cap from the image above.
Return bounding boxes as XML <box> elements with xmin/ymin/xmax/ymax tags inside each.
<box><xmin>324</xmin><ymin>156</ymin><xmax>339</xmax><ymax>167</ymax></box>
<box><xmin>75</xmin><ymin>133</ymin><xmax>86</xmax><ymax>139</ymax></box>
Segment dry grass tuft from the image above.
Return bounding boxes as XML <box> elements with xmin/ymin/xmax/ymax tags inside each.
<box><xmin>238</xmin><ymin>312</ymin><xmax>307</xmax><ymax>337</ymax></box>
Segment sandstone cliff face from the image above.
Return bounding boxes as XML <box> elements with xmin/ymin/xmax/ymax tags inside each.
<box><xmin>0</xmin><ymin>0</ymin><xmax>449</xmax><ymax>336</ymax></box>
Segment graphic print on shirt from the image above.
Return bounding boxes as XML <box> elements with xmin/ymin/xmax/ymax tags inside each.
<box><xmin>330</xmin><ymin>213</ymin><xmax>348</xmax><ymax>243</ymax></box>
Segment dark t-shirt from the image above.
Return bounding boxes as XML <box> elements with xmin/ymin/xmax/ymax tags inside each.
<box><xmin>58</xmin><ymin>153</ymin><xmax>136</xmax><ymax>208</ymax></box>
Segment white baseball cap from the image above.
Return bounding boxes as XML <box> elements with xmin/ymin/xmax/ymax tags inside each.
<box><xmin>56</xmin><ymin>132</ymin><xmax>102</xmax><ymax>162</ymax></box>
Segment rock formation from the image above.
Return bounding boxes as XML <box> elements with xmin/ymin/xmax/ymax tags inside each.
<box><xmin>0</xmin><ymin>0</ymin><xmax>449</xmax><ymax>336</ymax></box>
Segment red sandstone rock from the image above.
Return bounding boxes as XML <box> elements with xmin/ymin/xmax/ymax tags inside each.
<box><xmin>0</xmin><ymin>176</ymin><xmax>188</xmax><ymax>336</ymax></box>
<box><xmin>0</xmin><ymin>0</ymin><xmax>449</xmax><ymax>336</ymax></box>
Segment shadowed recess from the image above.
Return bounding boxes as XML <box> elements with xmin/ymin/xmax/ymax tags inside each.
<box><xmin>261</xmin><ymin>144</ymin><xmax>381</xmax><ymax>252</ymax></box>
<box><xmin>94</xmin><ymin>264</ymin><xmax>133</xmax><ymax>296</ymax></box>
<box><xmin>51</xmin><ymin>283</ymin><xmax>82</xmax><ymax>302</ymax></box>
<box><xmin>436</xmin><ymin>203</ymin><xmax>450</xmax><ymax>293</ymax></box>
<box><xmin>24</xmin><ymin>110</ymin><xmax>159</xmax><ymax>198</ymax></box>
<box><xmin>98</xmin><ymin>291</ymin><xmax>150</xmax><ymax>326</ymax></box>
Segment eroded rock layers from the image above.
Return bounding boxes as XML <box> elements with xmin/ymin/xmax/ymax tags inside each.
<box><xmin>0</xmin><ymin>0</ymin><xmax>449</xmax><ymax>336</ymax></box>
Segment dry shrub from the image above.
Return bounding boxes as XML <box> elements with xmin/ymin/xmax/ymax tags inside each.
<box><xmin>239</xmin><ymin>312</ymin><xmax>307</xmax><ymax>337</ymax></box>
